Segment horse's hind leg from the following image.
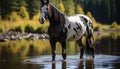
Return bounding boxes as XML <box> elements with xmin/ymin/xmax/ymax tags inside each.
<box><xmin>80</xmin><ymin>46</ymin><xmax>84</xmax><ymax>59</ymax></box>
<box><xmin>76</xmin><ymin>37</ymin><xmax>85</xmax><ymax>59</ymax></box>
<box><xmin>90</xmin><ymin>36</ymin><xmax>95</xmax><ymax>58</ymax></box>
<box><xmin>86</xmin><ymin>35</ymin><xmax>95</xmax><ymax>58</ymax></box>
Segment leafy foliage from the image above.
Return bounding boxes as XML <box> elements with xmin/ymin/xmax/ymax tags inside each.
<box><xmin>12</xmin><ymin>25</ymin><xmax>24</xmax><ymax>32</ymax></box>
<box><xmin>20</xmin><ymin>6</ymin><xmax>29</xmax><ymax>20</ymax></box>
<box><xmin>25</xmin><ymin>24</ymin><xmax>35</xmax><ymax>33</ymax></box>
<box><xmin>86</xmin><ymin>11</ymin><xmax>96</xmax><ymax>26</ymax></box>
<box><xmin>0</xmin><ymin>0</ymin><xmax>120</xmax><ymax>33</ymax></box>
<box><xmin>59</xmin><ymin>0</ymin><xmax>65</xmax><ymax>13</ymax></box>
<box><xmin>7</xmin><ymin>11</ymin><xmax>21</xmax><ymax>21</ymax></box>
<box><xmin>76</xmin><ymin>5</ymin><xmax>84</xmax><ymax>14</ymax></box>
<box><xmin>64</xmin><ymin>0</ymin><xmax>75</xmax><ymax>16</ymax></box>
<box><xmin>0</xmin><ymin>26</ymin><xmax>5</xmax><ymax>32</ymax></box>
<box><xmin>110</xmin><ymin>21</ymin><xmax>117</xmax><ymax>28</ymax></box>
<box><xmin>26</xmin><ymin>0</ymin><xmax>40</xmax><ymax>19</ymax></box>
<box><xmin>0</xmin><ymin>0</ymin><xmax>120</xmax><ymax>23</ymax></box>
<box><xmin>32</xmin><ymin>11</ymin><xmax>40</xmax><ymax>20</ymax></box>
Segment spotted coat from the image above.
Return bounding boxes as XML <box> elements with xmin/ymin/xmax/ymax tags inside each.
<box><xmin>64</xmin><ymin>14</ymin><xmax>93</xmax><ymax>41</ymax></box>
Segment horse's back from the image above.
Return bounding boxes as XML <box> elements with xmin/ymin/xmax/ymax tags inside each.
<box><xmin>68</xmin><ymin>14</ymin><xmax>92</xmax><ymax>23</ymax></box>
<box><xmin>65</xmin><ymin>14</ymin><xmax>90</xmax><ymax>41</ymax></box>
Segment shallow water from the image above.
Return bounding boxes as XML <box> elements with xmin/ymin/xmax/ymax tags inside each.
<box><xmin>22</xmin><ymin>54</ymin><xmax>120</xmax><ymax>69</ymax></box>
<box><xmin>0</xmin><ymin>33</ymin><xmax>120</xmax><ymax>69</ymax></box>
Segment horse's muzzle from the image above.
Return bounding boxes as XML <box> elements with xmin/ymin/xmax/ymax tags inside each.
<box><xmin>39</xmin><ymin>17</ymin><xmax>45</xmax><ymax>24</ymax></box>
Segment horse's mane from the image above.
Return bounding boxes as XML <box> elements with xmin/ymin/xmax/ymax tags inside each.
<box><xmin>48</xmin><ymin>3</ymin><xmax>66</xmax><ymax>25</ymax></box>
<box><xmin>49</xmin><ymin>4</ymin><xmax>62</xmax><ymax>14</ymax></box>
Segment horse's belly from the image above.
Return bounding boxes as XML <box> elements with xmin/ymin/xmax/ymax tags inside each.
<box><xmin>65</xmin><ymin>15</ymin><xmax>87</xmax><ymax>41</ymax></box>
<box><xmin>66</xmin><ymin>26</ymin><xmax>86</xmax><ymax>41</ymax></box>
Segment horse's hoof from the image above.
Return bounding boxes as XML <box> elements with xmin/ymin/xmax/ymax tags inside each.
<box><xmin>52</xmin><ymin>61</ymin><xmax>55</xmax><ymax>63</ymax></box>
<box><xmin>63</xmin><ymin>60</ymin><xmax>66</xmax><ymax>62</ymax></box>
<box><xmin>80</xmin><ymin>59</ymin><xmax>84</xmax><ymax>61</ymax></box>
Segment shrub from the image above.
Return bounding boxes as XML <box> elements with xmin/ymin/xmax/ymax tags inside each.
<box><xmin>76</xmin><ymin>5</ymin><xmax>84</xmax><ymax>14</ymax></box>
<box><xmin>12</xmin><ymin>25</ymin><xmax>24</xmax><ymax>32</ymax></box>
<box><xmin>35</xmin><ymin>26</ymin><xmax>48</xmax><ymax>34</ymax></box>
<box><xmin>20</xmin><ymin>6</ymin><xmax>29</xmax><ymax>20</ymax></box>
<box><xmin>86</xmin><ymin>11</ymin><xmax>96</xmax><ymax>26</ymax></box>
<box><xmin>94</xmin><ymin>25</ymin><xmax>101</xmax><ymax>31</ymax></box>
<box><xmin>35</xmin><ymin>27</ymin><xmax>42</xmax><ymax>34</ymax></box>
<box><xmin>64</xmin><ymin>0</ymin><xmax>75</xmax><ymax>16</ymax></box>
<box><xmin>32</xmin><ymin>11</ymin><xmax>40</xmax><ymax>20</ymax></box>
<box><xmin>59</xmin><ymin>0</ymin><xmax>65</xmax><ymax>13</ymax></box>
<box><xmin>0</xmin><ymin>26</ymin><xmax>5</xmax><ymax>32</ymax></box>
<box><xmin>7</xmin><ymin>11</ymin><xmax>21</xmax><ymax>21</ymax></box>
<box><xmin>25</xmin><ymin>24</ymin><xmax>35</xmax><ymax>33</ymax></box>
<box><xmin>110</xmin><ymin>21</ymin><xmax>117</xmax><ymax>28</ymax></box>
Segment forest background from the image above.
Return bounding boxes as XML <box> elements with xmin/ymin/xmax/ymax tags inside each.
<box><xmin>0</xmin><ymin>0</ymin><xmax>120</xmax><ymax>33</ymax></box>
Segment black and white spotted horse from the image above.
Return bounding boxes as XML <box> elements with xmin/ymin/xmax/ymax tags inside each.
<box><xmin>39</xmin><ymin>0</ymin><xmax>95</xmax><ymax>61</ymax></box>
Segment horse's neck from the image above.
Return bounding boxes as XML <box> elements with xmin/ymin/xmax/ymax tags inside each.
<box><xmin>48</xmin><ymin>5</ymin><xmax>66</xmax><ymax>26</ymax></box>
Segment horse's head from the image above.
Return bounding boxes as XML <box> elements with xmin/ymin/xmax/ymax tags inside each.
<box><xmin>39</xmin><ymin>0</ymin><xmax>49</xmax><ymax>24</ymax></box>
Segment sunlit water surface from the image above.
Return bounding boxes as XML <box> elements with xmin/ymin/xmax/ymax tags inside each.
<box><xmin>0</xmin><ymin>33</ymin><xmax>120</xmax><ymax>69</ymax></box>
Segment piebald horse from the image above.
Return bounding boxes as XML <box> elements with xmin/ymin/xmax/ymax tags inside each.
<box><xmin>39</xmin><ymin>0</ymin><xmax>95</xmax><ymax>61</ymax></box>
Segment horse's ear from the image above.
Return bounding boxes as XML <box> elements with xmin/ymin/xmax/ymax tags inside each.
<box><xmin>46</xmin><ymin>0</ymin><xmax>49</xmax><ymax>4</ymax></box>
<box><xmin>41</xmin><ymin>0</ymin><xmax>44</xmax><ymax>4</ymax></box>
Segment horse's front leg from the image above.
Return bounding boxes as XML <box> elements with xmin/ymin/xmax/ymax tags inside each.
<box><xmin>61</xmin><ymin>41</ymin><xmax>67</xmax><ymax>61</ymax></box>
<box><xmin>50</xmin><ymin>38</ymin><xmax>56</xmax><ymax>61</ymax></box>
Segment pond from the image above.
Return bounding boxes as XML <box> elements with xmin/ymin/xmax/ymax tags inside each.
<box><xmin>0</xmin><ymin>32</ymin><xmax>120</xmax><ymax>69</ymax></box>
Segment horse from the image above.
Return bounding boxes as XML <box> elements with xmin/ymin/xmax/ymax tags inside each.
<box><xmin>39</xmin><ymin>0</ymin><xmax>95</xmax><ymax>61</ymax></box>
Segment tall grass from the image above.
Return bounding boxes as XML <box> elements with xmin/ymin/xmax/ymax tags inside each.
<box><xmin>0</xmin><ymin>20</ymin><xmax>120</xmax><ymax>33</ymax></box>
<box><xmin>94</xmin><ymin>22</ymin><xmax>110</xmax><ymax>31</ymax></box>
<box><xmin>0</xmin><ymin>20</ymin><xmax>49</xmax><ymax>33</ymax></box>
<box><xmin>94</xmin><ymin>22</ymin><xmax>120</xmax><ymax>31</ymax></box>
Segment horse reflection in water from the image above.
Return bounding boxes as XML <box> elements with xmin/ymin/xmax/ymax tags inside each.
<box><xmin>78</xmin><ymin>60</ymin><xmax>94</xmax><ymax>69</ymax></box>
<box><xmin>52</xmin><ymin>61</ymin><xmax>66</xmax><ymax>69</ymax></box>
<box><xmin>51</xmin><ymin>60</ymin><xmax>94</xmax><ymax>69</ymax></box>
<box><xmin>39</xmin><ymin>0</ymin><xmax>95</xmax><ymax>62</ymax></box>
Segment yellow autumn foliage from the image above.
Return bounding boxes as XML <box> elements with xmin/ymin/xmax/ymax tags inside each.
<box><xmin>8</xmin><ymin>11</ymin><xmax>22</xmax><ymax>21</ymax></box>
<box><xmin>20</xmin><ymin>6</ymin><xmax>29</xmax><ymax>20</ymax></box>
<box><xmin>59</xmin><ymin>0</ymin><xmax>65</xmax><ymax>13</ymax></box>
<box><xmin>76</xmin><ymin>5</ymin><xmax>84</xmax><ymax>14</ymax></box>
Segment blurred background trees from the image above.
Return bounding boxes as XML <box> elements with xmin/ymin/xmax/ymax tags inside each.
<box><xmin>0</xmin><ymin>0</ymin><xmax>120</xmax><ymax>24</ymax></box>
<box><xmin>75</xmin><ymin>0</ymin><xmax>120</xmax><ymax>24</ymax></box>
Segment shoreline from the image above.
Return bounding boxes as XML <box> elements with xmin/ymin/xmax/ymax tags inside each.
<box><xmin>0</xmin><ymin>31</ymin><xmax>49</xmax><ymax>42</ymax></box>
<box><xmin>0</xmin><ymin>30</ymin><xmax>120</xmax><ymax>42</ymax></box>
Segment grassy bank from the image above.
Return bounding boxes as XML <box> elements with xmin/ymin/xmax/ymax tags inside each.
<box><xmin>94</xmin><ymin>21</ymin><xmax>120</xmax><ymax>31</ymax></box>
<box><xmin>0</xmin><ymin>20</ymin><xmax>49</xmax><ymax>33</ymax></box>
<box><xmin>0</xmin><ymin>20</ymin><xmax>120</xmax><ymax>33</ymax></box>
